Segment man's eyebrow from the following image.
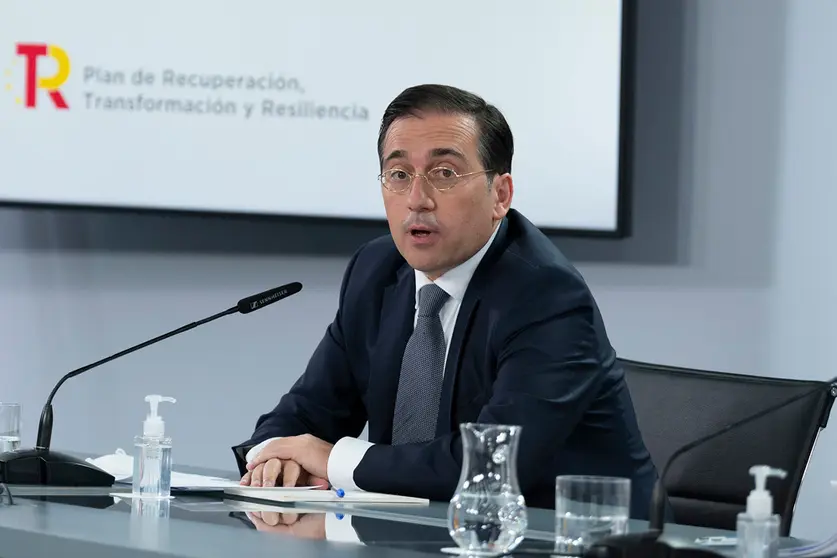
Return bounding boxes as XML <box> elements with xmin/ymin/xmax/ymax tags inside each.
<box><xmin>384</xmin><ymin>149</ymin><xmax>407</xmax><ymax>163</ymax></box>
<box><xmin>430</xmin><ymin>147</ymin><xmax>466</xmax><ymax>160</ymax></box>
<box><xmin>383</xmin><ymin>147</ymin><xmax>466</xmax><ymax>164</ymax></box>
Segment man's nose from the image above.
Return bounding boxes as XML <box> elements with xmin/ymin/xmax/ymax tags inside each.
<box><xmin>407</xmin><ymin>175</ymin><xmax>435</xmax><ymax>211</ymax></box>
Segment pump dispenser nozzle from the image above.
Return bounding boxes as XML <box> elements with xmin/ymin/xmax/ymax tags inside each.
<box><xmin>746</xmin><ymin>465</ymin><xmax>787</xmax><ymax>519</ymax></box>
<box><xmin>143</xmin><ymin>394</ymin><xmax>176</xmax><ymax>437</ymax></box>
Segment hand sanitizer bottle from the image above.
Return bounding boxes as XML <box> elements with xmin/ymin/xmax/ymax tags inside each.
<box><xmin>736</xmin><ymin>465</ymin><xmax>786</xmax><ymax>558</ymax></box>
<box><xmin>132</xmin><ymin>395</ymin><xmax>176</xmax><ymax>499</ymax></box>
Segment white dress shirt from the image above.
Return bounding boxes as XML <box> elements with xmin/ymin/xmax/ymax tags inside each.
<box><xmin>246</xmin><ymin>223</ymin><xmax>501</xmax><ymax>495</ymax></box>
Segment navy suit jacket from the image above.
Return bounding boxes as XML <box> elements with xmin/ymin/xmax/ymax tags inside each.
<box><xmin>233</xmin><ymin>209</ymin><xmax>664</xmax><ymax>519</ymax></box>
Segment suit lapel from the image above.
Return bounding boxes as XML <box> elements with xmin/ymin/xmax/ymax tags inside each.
<box><xmin>436</xmin><ymin>292</ymin><xmax>480</xmax><ymax>436</ymax></box>
<box><xmin>366</xmin><ymin>264</ymin><xmax>415</xmax><ymax>444</ymax></box>
<box><xmin>435</xmin><ymin>218</ymin><xmax>510</xmax><ymax>437</ymax></box>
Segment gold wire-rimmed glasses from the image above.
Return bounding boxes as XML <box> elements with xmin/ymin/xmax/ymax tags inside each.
<box><xmin>378</xmin><ymin>167</ymin><xmax>493</xmax><ymax>193</ymax></box>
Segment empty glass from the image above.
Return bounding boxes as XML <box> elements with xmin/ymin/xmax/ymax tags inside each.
<box><xmin>448</xmin><ymin>423</ymin><xmax>528</xmax><ymax>556</ymax></box>
<box><xmin>555</xmin><ymin>475</ymin><xmax>630</xmax><ymax>555</ymax></box>
<box><xmin>0</xmin><ymin>403</ymin><xmax>21</xmax><ymax>453</ymax></box>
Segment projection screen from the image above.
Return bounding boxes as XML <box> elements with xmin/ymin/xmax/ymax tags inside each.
<box><xmin>0</xmin><ymin>0</ymin><xmax>634</xmax><ymax>234</ymax></box>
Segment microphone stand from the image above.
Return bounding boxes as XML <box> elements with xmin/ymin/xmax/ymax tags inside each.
<box><xmin>0</xmin><ymin>307</ymin><xmax>238</xmax><ymax>487</ymax></box>
<box><xmin>0</xmin><ymin>281</ymin><xmax>301</xmax><ymax>486</ymax></box>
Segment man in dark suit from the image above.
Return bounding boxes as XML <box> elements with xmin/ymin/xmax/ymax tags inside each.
<box><xmin>235</xmin><ymin>84</ymin><xmax>662</xmax><ymax>519</ymax></box>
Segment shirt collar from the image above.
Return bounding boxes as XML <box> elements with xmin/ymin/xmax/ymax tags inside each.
<box><xmin>414</xmin><ymin>221</ymin><xmax>501</xmax><ymax>306</ymax></box>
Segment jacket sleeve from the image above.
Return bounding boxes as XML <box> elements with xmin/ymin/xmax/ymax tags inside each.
<box><xmin>231</xmin><ymin>246</ymin><xmax>368</xmax><ymax>474</ymax></box>
<box><xmin>351</xmin><ymin>268</ymin><xmax>606</xmax><ymax>500</ymax></box>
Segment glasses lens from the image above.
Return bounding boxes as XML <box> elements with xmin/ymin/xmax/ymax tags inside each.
<box><xmin>382</xmin><ymin>170</ymin><xmax>411</xmax><ymax>192</ymax></box>
<box><xmin>427</xmin><ymin>167</ymin><xmax>460</xmax><ymax>190</ymax></box>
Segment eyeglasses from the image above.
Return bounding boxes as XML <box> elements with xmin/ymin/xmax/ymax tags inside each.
<box><xmin>378</xmin><ymin>167</ymin><xmax>493</xmax><ymax>193</ymax></box>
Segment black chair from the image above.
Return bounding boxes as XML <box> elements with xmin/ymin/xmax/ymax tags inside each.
<box><xmin>620</xmin><ymin>358</ymin><xmax>836</xmax><ymax>535</ymax></box>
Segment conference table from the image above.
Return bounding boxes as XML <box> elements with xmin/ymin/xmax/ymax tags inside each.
<box><xmin>0</xmin><ymin>460</ymin><xmax>809</xmax><ymax>558</ymax></box>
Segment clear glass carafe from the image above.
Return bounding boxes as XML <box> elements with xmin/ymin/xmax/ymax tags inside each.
<box><xmin>448</xmin><ymin>422</ymin><xmax>528</xmax><ymax>555</ymax></box>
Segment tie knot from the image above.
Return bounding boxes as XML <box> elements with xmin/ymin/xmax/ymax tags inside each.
<box><xmin>417</xmin><ymin>284</ymin><xmax>449</xmax><ymax>317</ymax></box>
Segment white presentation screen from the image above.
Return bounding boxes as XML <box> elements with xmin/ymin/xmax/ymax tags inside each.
<box><xmin>1</xmin><ymin>0</ymin><xmax>630</xmax><ymax>233</ymax></box>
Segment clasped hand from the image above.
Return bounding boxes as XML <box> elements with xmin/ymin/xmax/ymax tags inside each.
<box><xmin>246</xmin><ymin>511</ymin><xmax>326</xmax><ymax>539</ymax></box>
<box><xmin>240</xmin><ymin>434</ymin><xmax>333</xmax><ymax>488</ymax></box>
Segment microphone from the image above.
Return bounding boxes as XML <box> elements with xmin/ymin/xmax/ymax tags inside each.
<box><xmin>0</xmin><ymin>282</ymin><xmax>302</xmax><ymax>487</ymax></box>
<box><xmin>237</xmin><ymin>282</ymin><xmax>302</xmax><ymax>314</ymax></box>
<box><xmin>584</xmin><ymin>374</ymin><xmax>837</xmax><ymax>558</ymax></box>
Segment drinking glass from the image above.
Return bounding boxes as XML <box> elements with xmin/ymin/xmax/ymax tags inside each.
<box><xmin>0</xmin><ymin>403</ymin><xmax>21</xmax><ymax>453</ymax></box>
<box><xmin>554</xmin><ymin>475</ymin><xmax>630</xmax><ymax>555</ymax></box>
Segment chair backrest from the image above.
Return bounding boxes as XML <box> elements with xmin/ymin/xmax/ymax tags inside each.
<box><xmin>620</xmin><ymin>358</ymin><xmax>835</xmax><ymax>535</ymax></box>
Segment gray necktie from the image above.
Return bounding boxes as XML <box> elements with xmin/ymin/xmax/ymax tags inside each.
<box><xmin>391</xmin><ymin>283</ymin><xmax>450</xmax><ymax>445</ymax></box>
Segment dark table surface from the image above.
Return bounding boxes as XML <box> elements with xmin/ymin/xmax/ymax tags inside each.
<box><xmin>0</xmin><ymin>461</ymin><xmax>811</xmax><ymax>558</ymax></box>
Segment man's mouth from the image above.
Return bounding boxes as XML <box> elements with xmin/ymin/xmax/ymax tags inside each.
<box><xmin>409</xmin><ymin>227</ymin><xmax>435</xmax><ymax>237</ymax></box>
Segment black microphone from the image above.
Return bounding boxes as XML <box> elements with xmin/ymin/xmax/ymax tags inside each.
<box><xmin>584</xmin><ymin>374</ymin><xmax>837</xmax><ymax>558</ymax></box>
<box><xmin>237</xmin><ymin>282</ymin><xmax>302</xmax><ymax>314</ymax></box>
<box><xmin>0</xmin><ymin>282</ymin><xmax>302</xmax><ymax>487</ymax></box>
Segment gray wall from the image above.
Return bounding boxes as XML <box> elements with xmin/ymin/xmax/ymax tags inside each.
<box><xmin>1</xmin><ymin>0</ymin><xmax>834</xmax><ymax>540</ymax></box>
<box><xmin>764</xmin><ymin>0</ymin><xmax>837</xmax><ymax>540</ymax></box>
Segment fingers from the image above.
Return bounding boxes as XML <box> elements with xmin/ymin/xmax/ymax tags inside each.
<box><xmin>249</xmin><ymin>463</ymin><xmax>265</xmax><ymax>487</ymax></box>
<box><xmin>282</xmin><ymin>460</ymin><xmax>302</xmax><ymax>488</ymax></box>
<box><xmin>279</xmin><ymin>510</ymin><xmax>299</xmax><ymax>525</ymax></box>
<box><xmin>246</xmin><ymin>511</ymin><xmax>304</xmax><ymax>533</ymax></box>
<box><xmin>261</xmin><ymin>510</ymin><xmax>282</xmax><ymax>526</ymax></box>
<box><xmin>246</xmin><ymin>511</ymin><xmax>293</xmax><ymax>533</ymax></box>
<box><xmin>262</xmin><ymin>458</ymin><xmax>283</xmax><ymax>488</ymax></box>
<box><xmin>247</xmin><ymin>439</ymin><xmax>294</xmax><ymax>469</ymax></box>
<box><xmin>245</xmin><ymin>458</ymin><xmax>319</xmax><ymax>488</ymax></box>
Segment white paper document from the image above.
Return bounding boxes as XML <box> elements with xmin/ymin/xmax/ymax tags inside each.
<box><xmin>169</xmin><ymin>472</ymin><xmax>241</xmax><ymax>489</ymax></box>
<box><xmin>224</xmin><ymin>485</ymin><xmax>429</xmax><ymax>505</ymax></box>
<box><xmin>86</xmin><ymin>449</ymin><xmax>242</xmax><ymax>489</ymax></box>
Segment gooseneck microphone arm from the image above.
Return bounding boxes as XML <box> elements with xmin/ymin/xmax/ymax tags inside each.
<box><xmin>35</xmin><ymin>306</ymin><xmax>238</xmax><ymax>450</ymax></box>
<box><xmin>648</xmin><ymin>376</ymin><xmax>837</xmax><ymax>531</ymax></box>
<box><xmin>1</xmin><ymin>281</ymin><xmax>302</xmax><ymax>488</ymax></box>
<box><xmin>34</xmin><ymin>280</ymin><xmax>304</xmax><ymax>452</ymax></box>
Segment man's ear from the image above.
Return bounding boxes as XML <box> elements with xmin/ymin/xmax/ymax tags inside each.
<box><xmin>492</xmin><ymin>173</ymin><xmax>514</xmax><ymax>219</ymax></box>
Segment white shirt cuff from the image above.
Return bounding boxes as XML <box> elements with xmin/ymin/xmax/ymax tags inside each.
<box><xmin>325</xmin><ymin>513</ymin><xmax>362</xmax><ymax>544</ymax></box>
<box><xmin>327</xmin><ymin>437</ymin><xmax>374</xmax><ymax>492</ymax></box>
<box><xmin>245</xmin><ymin>437</ymin><xmax>281</xmax><ymax>464</ymax></box>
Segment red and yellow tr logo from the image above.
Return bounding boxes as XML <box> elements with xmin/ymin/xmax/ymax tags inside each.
<box><xmin>13</xmin><ymin>43</ymin><xmax>71</xmax><ymax>109</ymax></box>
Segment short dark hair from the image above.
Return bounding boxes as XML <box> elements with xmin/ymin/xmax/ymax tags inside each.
<box><xmin>377</xmin><ymin>84</ymin><xmax>514</xmax><ymax>177</ymax></box>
